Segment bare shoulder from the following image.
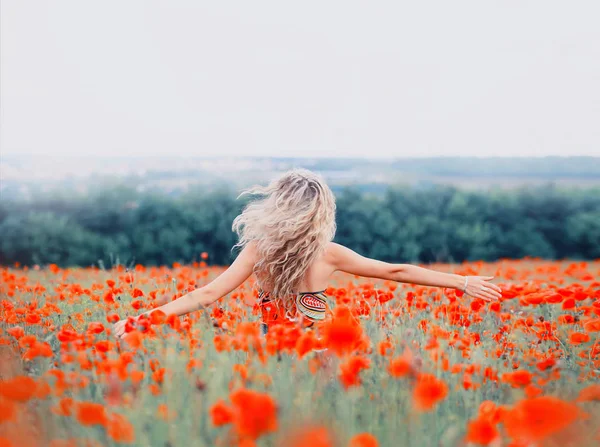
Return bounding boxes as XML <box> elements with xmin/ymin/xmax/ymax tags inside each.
<box><xmin>323</xmin><ymin>242</ymin><xmax>347</xmax><ymax>266</ymax></box>
<box><xmin>324</xmin><ymin>242</ymin><xmax>344</xmax><ymax>255</ymax></box>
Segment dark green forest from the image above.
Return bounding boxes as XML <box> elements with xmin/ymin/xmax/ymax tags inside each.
<box><xmin>1</xmin><ymin>184</ymin><xmax>599</xmax><ymax>267</ymax></box>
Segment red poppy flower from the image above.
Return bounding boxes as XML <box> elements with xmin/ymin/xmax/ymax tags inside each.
<box><xmin>106</xmin><ymin>413</ymin><xmax>135</xmax><ymax>443</ymax></box>
<box><xmin>465</xmin><ymin>417</ymin><xmax>499</xmax><ymax>446</ymax></box>
<box><xmin>339</xmin><ymin>355</ymin><xmax>371</xmax><ymax>389</ymax></box>
<box><xmin>322</xmin><ymin>306</ymin><xmax>363</xmax><ymax>357</ymax></box>
<box><xmin>502</xmin><ymin>396</ymin><xmax>579</xmax><ymax>442</ymax></box>
<box><xmin>75</xmin><ymin>402</ymin><xmax>107</xmax><ymax>427</ymax></box>
<box><xmin>230</xmin><ymin>388</ymin><xmax>278</xmax><ymax>440</ymax></box>
<box><xmin>0</xmin><ymin>376</ymin><xmax>37</xmax><ymax>402</ymax></box>
<box><xmin>349</xmin><ymin>433</ymin><xmax>379</xmax><ymax>447</ymax></box>
<box><xmin>569</xmin><ymin>332</ymin><xmax>590</xmax><ymax>344</ymax></box>
<box><xmin>576</xmin><ymin>384</ymin><xmax>600</xmax><ymax>402</ymax></box>
<box><xmin>209</xmin><ymin>400</ymin><xmax>234</xmax><ymax>426</ymax></box>
<box><xmin>413</xmin><ymin>373</ymin><xmax>448</xmax><ymax>411</ymax></box>
<box><xmin>0</xmin><ymin>397</ymin><xmax>16</xmax><ymax>423</ymax></box>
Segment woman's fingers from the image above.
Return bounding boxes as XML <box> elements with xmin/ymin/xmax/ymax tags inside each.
<box><xmin>482</xmin><ymin>290</ymin><xmax>499</xmax><ymax>301</ymax></box>
<box><xmin>469</xmin><ymin>286</ymin><xmax>500</xmax><ymax>302</ymax></box>
<box><xmin>486</xmin><ymin>282</ymin><xmax>503</xmax><ymax>294</ymax></box>
<box><xmin>478</xmin><ymin>286</ymin><xmax>499</xmax><ymax>300</ymax></box>
<box><xmin>476</xmin><ymin>276</ymin><xmax>503</xmax><ymax>294</ymax></box>
<box><xmin>463</xmin><ymin>276</ymin><xmax>503</xmax><ymax>303</ymax></box>
<box><xmin>482</xmin><ymin>286</ymin><xmax>501</xmax><ymax>300</ymax></box>
<box><xmin>476</xmin><ymin>292</ymin><xmax>494</xmax><ymax>302</ymax></box>
<box><xmin>474</xmin><ymin>278</ymin><xmax>502</xmax><ymax>298</ymax></box>
<box><xmin>488</xmin><ymin>282</ymin><xmax>502</xmax><ymax>294</ymax></box>
<box><xmin>474</xmin><ymin>289</ymin><xmax>491</xmax><ymax>301</ymax></box>
<box><xmin>113</xmin><ymin>321</ymin><xmax>126</xmax><ymax>338</ymax></box>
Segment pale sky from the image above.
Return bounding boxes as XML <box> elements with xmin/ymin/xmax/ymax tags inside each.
<box><xmin>1</xmin><ymin>1</ymin><xmax>599</xmax><ymax>159</ymax></box>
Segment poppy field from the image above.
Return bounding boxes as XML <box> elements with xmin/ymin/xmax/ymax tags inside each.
<box><xmin>1</xmin><ymin>259</ymin><xmax>600</xmax><ymax>446</ymax></box>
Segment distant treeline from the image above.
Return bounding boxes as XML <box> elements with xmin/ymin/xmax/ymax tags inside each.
<box><xmin>311</xmin><ymin>156</ymin><xmax>600</xmax><ymax>178</ymax></box>
<box><xmin>1</xmin><ymin>184</ymin><xmax>599</xmax><ymax>267</ymax></box>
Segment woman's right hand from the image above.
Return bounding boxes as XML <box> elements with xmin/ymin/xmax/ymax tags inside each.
<box><xmin>463</xmin><ymin>276</ymin><xmax>502</xmax><ymax>302</ymax></box>
<box><xmin>112</xmin><ymin>318</ymin><xmax>135</xmax><ymax>339</ymax></box>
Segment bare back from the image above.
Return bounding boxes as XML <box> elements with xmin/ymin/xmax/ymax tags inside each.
<box><xmin>293</xmin><ymin>243</ymin><xmax>338</xmax><ymax>292</ymax></box>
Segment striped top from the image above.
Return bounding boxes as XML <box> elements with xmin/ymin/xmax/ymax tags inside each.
<box><xmin>256</xmin><ymin>288</ymin><xmax>330</xmax><ymax>333</ymax></box>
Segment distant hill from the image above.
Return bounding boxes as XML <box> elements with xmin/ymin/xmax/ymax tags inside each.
<box><xmin>1</xmin><ymin>154</ymin><xmax>599</xmax><ymax>200</ymax></box>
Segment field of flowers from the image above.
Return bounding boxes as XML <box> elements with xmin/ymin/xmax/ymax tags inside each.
<box><xmin>1</xmin><ymin>259</ymin><xmax>599</xmax><ymax>446</ymax></box>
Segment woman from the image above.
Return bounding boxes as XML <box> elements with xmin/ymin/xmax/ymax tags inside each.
<box><xmin>113</xmin><ymin>169</ymin><xmax>501</xmax><ymax>338</ymax></box>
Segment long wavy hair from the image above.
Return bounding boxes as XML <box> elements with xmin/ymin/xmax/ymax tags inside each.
<box><xmin>232</xmin><ymin>169</ymin><xmax>336</xmax><ymax>310</ymax></box>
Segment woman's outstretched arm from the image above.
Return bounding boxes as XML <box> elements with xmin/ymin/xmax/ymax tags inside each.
<box><xmin>113</xmin><ymin>243</ymin><xmax>257</xmax><ymax>338</ymax></box>
<box><xmin>328</xmin><ymin>243</ymin><xmax>502</xmax><ymax>302</ymax></box>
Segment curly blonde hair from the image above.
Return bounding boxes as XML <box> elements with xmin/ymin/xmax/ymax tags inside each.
<box><xmin>232</xmin><ymin>169</ymin><xmax>336</xmax><ymax>309</ymax></box>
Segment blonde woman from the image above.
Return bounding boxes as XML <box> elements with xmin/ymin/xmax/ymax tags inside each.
<box><xmin>113</xmin><ymin>169</ymin><xmax>501</xmax><ymax>338</ymax></box>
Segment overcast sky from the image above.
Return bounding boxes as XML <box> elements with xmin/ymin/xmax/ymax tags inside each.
<box><xmin>1</xmin><ymin>1</ymin><xmax>599</xmax><ymax>159</ymax></box>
